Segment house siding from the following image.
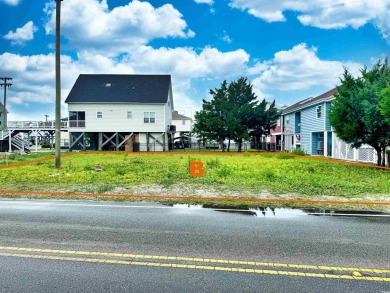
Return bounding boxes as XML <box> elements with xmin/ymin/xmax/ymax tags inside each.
<box><xmin>68</xmin><ymin>103</ymin><xmax>167</xmax><ymax>133</ymax></box>
<box><xmin>284</xmin><ymin>113</ymin><xmax>295</xmax><ymax>134</ymax></box>
<box><xmin>173</xmin><ymin>119</ymin><xmax>191</xmax><ymax>132</ymax></box>
<box><xmin>164</xmin><ymin>84</ymin><xmax>174</xmax><ymax>130</ymax></box>
<box><xmin>300</xmin><ymin>103</ymin><xmax>326</xmax><ymax>155</ymax></box>
<box><xmin>325</xmin><ymin>102</ymin><xmax>332</xmax><ymax>131</ymax></box>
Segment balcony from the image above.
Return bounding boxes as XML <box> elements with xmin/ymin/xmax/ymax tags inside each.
<box><xmin>69</xmin><ymin>120</ymin><xmax>86</xmax><ymax>128</ymax></box>
<box><xmin>7</xmin><ymin>120</ymin><xmax>68</xmax><ymax>129</ymax></box>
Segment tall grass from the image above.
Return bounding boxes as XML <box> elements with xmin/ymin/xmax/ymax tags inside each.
<box><xmin>0</xmin><ymin>153</ymin><xmax>389</xmax><ymax>198</ymax></box>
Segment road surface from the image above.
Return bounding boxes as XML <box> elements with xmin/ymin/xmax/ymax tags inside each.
<box><xmin>0</xmin><ymin>199</ymin><xmax>389</xmax><ymax>292</ymax></box>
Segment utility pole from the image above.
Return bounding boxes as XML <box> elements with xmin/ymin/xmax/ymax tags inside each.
<box><xmin>0</xmin><ymin>77</ymin><xmax>12</xmax><ymax>131</ymax></box>
<box><xmin>55</xmin><ymin>0</ymin><xmax>62</xmax><ymax>168</ymax></box>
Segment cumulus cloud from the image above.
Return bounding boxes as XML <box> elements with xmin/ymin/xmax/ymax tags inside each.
<box><xmin>44</xmin><ymin>0</ymin><xmax>194</xmax><ymax>55</ymax></box>
<box><xmin>0</xmin><ymin>45</ymin><xmax>249</xmax><ymax>119</ymax></box>
<box><xmin>194</xmin><ymin>0</ymin><xmax>214</xmax><ymax>5</ymax></box>
<box><xmin>1</xmin><ymin>0</ymin><xmax>20</xmax><ymax>6</ymax></box>
<box><xmin>129</xmin><ymin>46</ymin><xmax>249</xmax><ymax>79</ymax></box>
<box><xmin>251</xmin><ymin>43</ymin><xmax>362</xmax><ymax>92</ymax></box>
<box><xmin>229</xmin><ymin>0</ymin><xmax>390</xmax><ymax>42</ymax></box>
<box><xmin>3</xmin><ymin>21</ymin><xmax>38</xmax><ymax>45</ymax></box>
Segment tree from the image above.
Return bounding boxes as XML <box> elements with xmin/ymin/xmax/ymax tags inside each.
<box><xmin>193</xmin><ymin>81</ymin><xmax>229</xmax><ymax>148</ymax></box>
<box><xmin>193</xmin><ymin>77</ymin><xmax>280</xmax><ymax>152</ymax></box>
<box><xmin>329</xmin><ymin>59</ymin><xmax>390</xmax><ymax>166</ymax></box>
<box><xmin>226</xmin><ymin>77</ymin><xmax>258</xmax><ymax>152</ymax></box>
<box><xmin>249</xmin><ymin>100</ymin><xmax>281</xmax><ymax>146</ymax></box>
<box><xmin>379</xmin><ymin>85</ymin><xmax>390</xmax><ymax>124</ymax></box>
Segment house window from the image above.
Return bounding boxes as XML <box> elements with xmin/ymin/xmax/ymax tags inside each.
<box><xmin>285</xmin><ymin>115</ymin><xmax>290</xmax><ymax>124</ymax></box>
<box><xmin>144</xmin><ymin>112</ymin><xmax>155</xmax><ymax>123</ymax></box>
<box><xmin>127</xmin><ymin>111</ymin><xmax>132</xmax><ymax>119</ymax></box>
<box><xmin>69</xmin><ymin>111</ymin><xmax>85</xmax><ymax>127</ymax></box>
<box><xmin>182</xmin><ymin>120</ymin><xmax>186</xmax><ymax>125</ymax></box>
<box><xmin>97</xmin><ymin>111</ymin><xmax>103</xmax><ymax>119</ymax></box>
<box><xmin>316</xmin><ymin>105</ymin><xmax>322</xmax><ymax>118</ymax></box>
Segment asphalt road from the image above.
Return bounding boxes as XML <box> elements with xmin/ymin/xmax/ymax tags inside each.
<box><xmin>0</xmin><ymin>199</ymin><xmax>389</xmax><ymax>292</ymax></box>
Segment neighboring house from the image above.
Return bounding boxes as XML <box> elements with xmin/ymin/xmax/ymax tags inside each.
<box><xmin>171</xmin><ymin>110</ymin><xmax>192</xmax><ymax>148</ymax></box>
<box><xmin>281</xmin><ymin>88</ymin><xmax>385</xmax><ymax>165</ymax></box>
<box><xmin>282</xmin><ymin>88</ymin><xmax>336</xmax><ymax>156</ymax></box>
<box><xmin>65</xmin><ymin>74</ymin><xmax>174</xmax><ymax>151</ymax></box>
<box><xmin>261</xmin><ymin>106</ymin><xmax>286</xmax><ymax>151</ymax></box>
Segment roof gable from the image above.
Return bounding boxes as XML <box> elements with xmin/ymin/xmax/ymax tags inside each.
<box><xmin>283</xmin><ymin>88</ymin><xmax>336</xmax><ymax>114</ymax></box>
<box><xmin>172</xmin><ymin>111</ymin><xmax>192</xmax><ymax>121</ymax></box>
<box><xmin>65</xmin><ymin>74</ymin><xmax>171</xmax><ymax>104</ymax></box>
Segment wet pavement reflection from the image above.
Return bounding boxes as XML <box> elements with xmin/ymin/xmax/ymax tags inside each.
<box><xmin>171</xmin><ymin>204</ymin><xmax>390</xmax><ymax>218</ymax></box>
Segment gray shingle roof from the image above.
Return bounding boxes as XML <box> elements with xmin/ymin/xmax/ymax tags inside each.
<box><xmin>65</xmin><ymin>74</ymin><xmax>171</xmax><ymax>104</ymax></box>
<box><xmin>172</xmin><ymin>111</ymin><xmax>191</xmax><ymax>121</ymax></box>
<box><xmin>282</xmin><ymin>88</ymin><xmax>336</xmax><ymax>114</ymax></box>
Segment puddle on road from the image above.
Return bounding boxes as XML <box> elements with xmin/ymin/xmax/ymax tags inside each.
<box><xmin>171</xmin><ymin>204</ymin><xmax>390</xmax><ymax>218</ymax></box>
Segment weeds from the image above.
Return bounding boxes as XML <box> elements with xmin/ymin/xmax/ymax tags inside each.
<box><xmin>291</xmin><ymin>148</ymin><xmax>306</xmax><ymax>156</ymax></box>
<box><xmin>0</xmin><ymin>152</ymin><xmax>389</xmax><ymax>201</ymax></box>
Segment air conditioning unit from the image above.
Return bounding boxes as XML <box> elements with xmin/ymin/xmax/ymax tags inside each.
<box><xmin>168</xmin><ymin>125</ymin><xmax>176</xmax><ymax>132</ymax></box>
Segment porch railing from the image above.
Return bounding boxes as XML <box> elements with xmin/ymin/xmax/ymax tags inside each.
<box><xmin>7</xmin><ymin>121</ymin><xmax>68</xmax><ymax>129</ymax></box>
<box><xmin>69</xmin><ymin>120</ymin><xmax>85</xmax><ymax>128</ymax></box>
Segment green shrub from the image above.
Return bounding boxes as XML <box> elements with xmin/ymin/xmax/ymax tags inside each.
<box><xmin>291</xmin><ymin>148</ymin><xmax>306</xmax><ymax>156</ymax></box>
<box><xmin>41</xmin><ymin>143</ymin><xmax>54</xmax><ymax>149</ymax></box>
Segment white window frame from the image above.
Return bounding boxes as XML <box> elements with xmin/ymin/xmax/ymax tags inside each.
<box><xmin>316</xmin><ymin>105</ymin><xmax>322</xmax><ymax>119</ymax></box>
<box><xmin>96</xmin><ymin>111</ymin><xmax>103</xmax><ymax>119</ymax></box>
<box><xmin>144</xmin><ymin>112</ymin><xmax>155</xmax><ymax>123</ymax></box>
<box><xmin>285</xmin><ymin>115</ymin><xmax>290</xmax><ymax>124</ymax></box>
<box><xmin>182</xmin><ymin>120</ymin><xmax>186</xmax><ymax>125</ymax></box>
<box><xmin>127</xmin><ymin>111</ymin><xmax>132</xmax><ymax>119</ymax></box>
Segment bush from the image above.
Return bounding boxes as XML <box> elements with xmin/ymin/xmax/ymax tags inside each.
<box><xmin>41</xmin><ymin>143</ymin><xmax>54</xmax><ymax>149</ymax></box>
<box><xmin>291</xmin><ymin>148</ymin><xmax>306</xmax><ymax>156</ymax></box>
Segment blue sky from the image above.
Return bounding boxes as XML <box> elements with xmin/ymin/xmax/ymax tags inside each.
<box><xmin>1</xmin><ymin>0</ymin><xmax>389</xmax><ymax>121</ymax></box>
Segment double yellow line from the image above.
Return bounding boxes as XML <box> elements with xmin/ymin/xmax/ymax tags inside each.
<box><xmin>0</xmin><ymin>246</ymin><xmax>389</xmax><ymax>282</ymax></box>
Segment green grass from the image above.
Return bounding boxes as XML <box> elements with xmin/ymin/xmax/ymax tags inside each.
<box><xmin>0</xmin><ymin>152</ymin><xmax>389</xmax><ymax>203</ymax></box>
<box><xmin>0</xmin><ymin>152</ymin><xmax>54</xmax><ymax>166</ymax></box>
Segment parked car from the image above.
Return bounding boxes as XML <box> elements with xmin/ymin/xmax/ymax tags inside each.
<box><xmin>174</xmin><ymin>141</ymin><xmax>185</xmax><ymax>149</ymax></box>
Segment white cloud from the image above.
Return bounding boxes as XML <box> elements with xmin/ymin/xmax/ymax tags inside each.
<box><xmin>229</xmin><ymin>0</ymin><xmax>390</xmax><ymax>42</ymax></box>
<box><xmin>251</xmin><ymin>43</ymin><xmax>362</xmax><ymax>91</ymax></box>
<box><xmin>126</xmin><ymin>46</ymin><xmax>249</xmax><ymax>107</ymax></box>
<box><xmin>0</xmin><ymin>45</ymin><xmax>249</xmax><ymax>119</ymax></box>
<box><xmin>194</xmin><ymin>0</ymin><xmax>214</xmax><ymax>5</ymax></box>
<box><xmin>1</xmin><ymin>0</ymin><xmax>20</xmax><ymax>6</ymax></box>
<box><xmin>221</xmin><ymin>31</ymin><xmax>232</xmax><ymax>44</ymax></box>
<box><xmin>3</xmin><ymin>21</ymin><xmax>38</xmax><ymax>45</ymax></box>
<box><xmin>128</xmin><ymin>46</ymin><xmax>249</xmax><ymax>80</ymax></box>
<box><xmin>44</xmin><ymin>0</ymin><xmax>194</xmax><ymax>55</ymax></box>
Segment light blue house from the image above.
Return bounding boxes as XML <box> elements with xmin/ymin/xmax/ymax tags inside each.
<box><xmin>281</xmin><ymin>88</ymin><xmax>336</xmax><ymax>156</ymax></box>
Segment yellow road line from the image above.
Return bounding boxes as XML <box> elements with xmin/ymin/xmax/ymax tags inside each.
<box><xmin>0</xmin><ymin>246</ymin><xmax>388</xmax><ymax>274</ymax></box>
<box><xmin>0</xmin><ymin>252</ymin><xmax>388</xmax><ymax>282</ymax></box>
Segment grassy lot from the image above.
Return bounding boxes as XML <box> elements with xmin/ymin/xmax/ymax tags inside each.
<box><xmin>0</xmin><ymin>152</ymin><xmax>389</xmax><ymax>208</ymax></box>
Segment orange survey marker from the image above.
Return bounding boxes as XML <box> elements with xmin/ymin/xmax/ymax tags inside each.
<box><xmin>190</xmin><ymin>161</ymin><xmax>204</xmax><ymax>177</ymax></box>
